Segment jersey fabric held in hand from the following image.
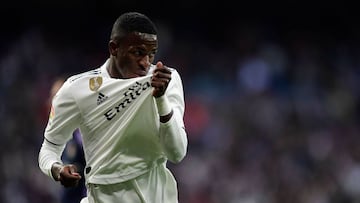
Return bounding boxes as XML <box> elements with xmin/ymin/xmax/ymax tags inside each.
<box><xmin>43</xmin><ymin>59</ymin><xmax>187</xmax><ymax>185</ymax></box>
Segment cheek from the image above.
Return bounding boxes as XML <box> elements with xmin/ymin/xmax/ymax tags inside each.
<box><xmin>119</xmin><ymin>56</ymin><xmax>137</xmax><ymax>67</ymax></box>
<box><xmin>149</xmin><ymin>57</ymin><xmax>155</xmax><ymax>63</ymax></box>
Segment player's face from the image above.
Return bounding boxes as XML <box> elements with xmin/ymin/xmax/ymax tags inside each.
<box><xmin>114</xmin><ymin>32</ymin><xmax>158</xmax><ymax>79</ymax></box>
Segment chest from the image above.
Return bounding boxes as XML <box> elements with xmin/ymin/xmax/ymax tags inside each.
<box><xmin>75</xmin><ymin>76</ymin><xmax>155</xmax><ymax>127</ymax></box>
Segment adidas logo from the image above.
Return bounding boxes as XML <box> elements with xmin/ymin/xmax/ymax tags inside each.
<box><xmin>97</xmin><ymin>92</ymin><xmax>108</xmax><ymax>105</ymax></box>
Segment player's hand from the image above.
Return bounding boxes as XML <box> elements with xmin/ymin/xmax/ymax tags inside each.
<box><xmin>57</xmin><ymin>164</ymin><xmax>82</xmax><ymax>188</ymax></box>
<box><xmin>151</xmin><ymin>61</ymin><xmax>171</xmax><ymax>98</ymax></box>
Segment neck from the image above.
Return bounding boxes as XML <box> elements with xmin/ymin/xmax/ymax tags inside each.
<box><xmin>107</xmin><ymin>58</ymin><xmax>123</xmax><ymax>79</ymax></box>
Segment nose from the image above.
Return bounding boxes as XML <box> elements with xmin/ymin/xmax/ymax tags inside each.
<box><xmin>139</xmin><ymin>55</ymin><xmax>151</xmax><ymax>68</ymax></box>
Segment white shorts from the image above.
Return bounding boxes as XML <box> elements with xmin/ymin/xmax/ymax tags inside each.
<box><xmin>83</xmin><ymin>164</ymin><xmax>178</xmax><ymax>203</ymax></box>
<box><xmin>80</xmin><ymin>197</ymin><xmax>89</xmax><ymax>203</ymax></box>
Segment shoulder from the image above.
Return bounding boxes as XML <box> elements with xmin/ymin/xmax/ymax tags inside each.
<box><xmin>67</xmin><ymin>68</ymin><xmax>102</xmax><ymax>84</ymax></box>
<box><xmin>62</xmin><ymin>68</ymin><xmax>103</xmax><ymax>89</ymax></box>
<box><xmin>56</xmin><ymin>68</ymin><xmax>101</xmax><ymax>97</ymax></box>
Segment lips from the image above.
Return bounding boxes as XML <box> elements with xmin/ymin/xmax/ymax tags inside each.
<box><xmin>137</xmin><ymin>66</ymin><xmax>149</xmax><ymax>76</ymax></box>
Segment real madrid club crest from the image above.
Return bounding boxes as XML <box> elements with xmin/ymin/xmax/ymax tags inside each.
<box><xmin>48</xmin><ymin>105</ymin><xmax>55</xmax><ymax>125</ymax></box>
<box><xmin>89</xmin><ymin>77</ymin><xmax>103</xmax><ymax>91</ymax></box>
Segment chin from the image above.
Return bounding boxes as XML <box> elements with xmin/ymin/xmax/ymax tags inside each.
<box><xmin>137</xmin><ymin>71</ymin><xmax>148</xmax><ymax>77</ymax></box>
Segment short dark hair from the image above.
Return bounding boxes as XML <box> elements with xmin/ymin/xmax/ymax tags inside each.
<box><xmin>110</xmin><ymin>12</ymin><xmax>157</xmax><ymax>41</ymax></box>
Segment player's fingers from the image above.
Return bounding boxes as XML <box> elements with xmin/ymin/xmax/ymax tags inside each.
<box><xmin>62</xmin><ymin>165</ymin><xmax>81</xmax><ymax>178</ymax></box>
<box><xmin>59</xmin><ymin>175</ymin><xmax>81</xmax><ymax>187</ymax></box>
<box><xmin>71</xmin><ymin>172</ymin><xmax>81</xmax><ymax>179</ymax></box>
<box><xmin>155</xmin><ymin>61</ymin><xmax>171</xmax><ymax>72</ymax></box>
<box><xmin>62</xmin><ymin>165</ymin><xmax>74</xmax><ymax>175</ymax></box>
<box><xmin>156</xmin><ymin>61</ymin><xmax>164</xmax><ymax>69</ymax></box>
<box><xmin>152</xmin><ymin>81</ymin><xmax>166</xmax><ymax>89</ymax></box>
<box><xmin>152</xmin><ymin>74</ymin><xmax>171</xmax><ymax>86</ymax></box>
<box><xmin>69</xmin><ymin>165</ymin><xmax>79</xmax><ymax>175</ymax></box>
<box><xmin>153</xmin><ymin>69</ymin><xmax>171</xmax><ymax>79</ymax></box>
<box><xmin>63</xmin><ymin>179</ymin><xmax>80</xmax><ymax>188</ymax></box>
<box><xmin>151</xmin><ymin>77</ymin><xmax>170</xmax><ymax>84</ymax></box>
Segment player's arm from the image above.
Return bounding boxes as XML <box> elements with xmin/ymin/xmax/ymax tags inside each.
<box><xmin>151</xmin><ymin>62</ymin><xmax>188</xmax><ymax>163</ymax></box>
<box><xmin>39</xmin><ymin>140</ymin><xmax>81</xmax><ymax>187</ymax></box>
<box><xmin>38</xmin><ymin>80</ymin><xmax>82</xmax><ymax>187</ymax></box>
<box><xmin>151</xmin><ymin>61</ymin><xmax>176</xmax><ymax>123</ymax></box>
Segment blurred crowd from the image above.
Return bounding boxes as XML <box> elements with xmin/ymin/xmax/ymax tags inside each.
<box><xmin>1</xmin><ymin>9</ymin><xmax>360</xmax><ymax>203</ymax></box>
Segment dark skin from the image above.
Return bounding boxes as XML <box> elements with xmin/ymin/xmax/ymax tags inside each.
<box><xmin>51</xmin><ymin>162</ymin><xmax>81</xmax><ymax>187</ymax></box>
<box><xmin>107</xmin><ymin>32</ymin><xmax>173</xmax><ymax>122</ymax></box>
<box><xmin>51</xmin><ymin>31</ymin><xmax>173</xmax><ymax>187</ymax></box>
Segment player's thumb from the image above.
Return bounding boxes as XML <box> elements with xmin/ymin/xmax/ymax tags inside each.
<box><xmin>156</xmin><ymin>61</ymin><xmax>163</xmax><ymax>69</ymax></box>
<box><xmin>69</xmin><ymin>165</ymin><xmax>79</xmax><ymax>174</ymax></box>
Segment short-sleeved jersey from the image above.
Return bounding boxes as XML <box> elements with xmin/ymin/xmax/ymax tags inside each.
<box><xmin>44</xmin><ymin>59</ymin><xmax>186</xmax><ymax>184</ymax></box>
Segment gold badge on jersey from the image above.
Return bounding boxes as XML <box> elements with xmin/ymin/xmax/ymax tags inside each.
<box><xmin>47</xmin><ymin>105</ymin><xmax>55</xmax><ymax>126</ymax></box>
<box><xmin>89</xmin><ymin>77</ymin><xmax>103</xmax><ymax>91</ymax></box>
<box><xmin>49</xmin><ymin>105</ymin><xmax>55</xmax><ymax>120</ymax></box>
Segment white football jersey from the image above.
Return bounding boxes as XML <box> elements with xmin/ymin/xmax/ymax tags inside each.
<box><xmin>41</xmin><ymin>59</ymin><xmax>187</xmax><ymax>185</ymax></box>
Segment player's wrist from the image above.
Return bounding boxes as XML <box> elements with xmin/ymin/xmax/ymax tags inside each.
<box><xmin>155</xmin><ymin>95</ymin><xmax>172</xmax><ymax>116</ymax></box>
<box><xmin>51</xmin><ymin>162</ymin><xmax>64</xmax><ymax>181</ymax></box>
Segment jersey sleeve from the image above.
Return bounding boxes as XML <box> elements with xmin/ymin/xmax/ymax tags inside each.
<box><xmin>158</xmin><ymin>69</ymin><xmax>188</xmax><ymax>163</ymax></box>
<box><xmin>45</xmin><ymin>79</ymin><xmax>81</xmax><ymax>144</ymax></box>
<box><xmin>38</xmin><ymin>79</ymin><xmax>81</xmax><ymax>179</ymax></box>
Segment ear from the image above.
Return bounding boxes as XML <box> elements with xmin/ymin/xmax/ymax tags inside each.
<box><xmin>109</xmin><ymin>40</ymin><xmax>118</xmax><ymax>56</ymax></box>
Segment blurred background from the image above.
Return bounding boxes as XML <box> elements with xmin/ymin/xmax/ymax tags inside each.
<box><xmin>1</xmin><ymin>1</ymin><xmax>360</xmax><ymax>203</ymax></box>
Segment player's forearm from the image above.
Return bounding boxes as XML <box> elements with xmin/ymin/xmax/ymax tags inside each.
<box><xmin>159</xmin><ymin>112</ymin><xmax>188</xmax><ymax>163</ymax></box>
<box><xmin>38</xmin><ymin>139</ymin><xmax>65</xmax><ymax>180</ymax></box>
<box><xmin>155</xmin><ymin>72</ymin><xmax>187</xmax><ymax>163</ymax></box>
<box><xmin>155</xmin><ymin>96</ymin><xmax>172</xmax><ymax>122</ymax></box>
